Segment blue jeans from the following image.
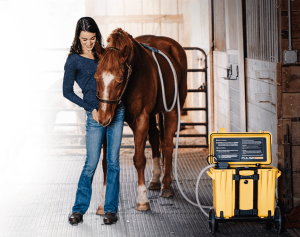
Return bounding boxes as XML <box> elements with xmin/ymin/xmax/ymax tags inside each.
<box><xmin>72</xmin><ymin>102</ymin><xmax>125</xmax><ymax>214</ymax></box>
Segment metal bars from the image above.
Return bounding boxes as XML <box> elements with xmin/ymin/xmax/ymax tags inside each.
<box><xmin>245</xmin><ymin>0</ymin><xmax>279</xmax><ymax>63</ymax></box>
<box><xmin>22</xmin><ymin>47</ymin><xmax>208</xmax><ymax>149</ymax></box>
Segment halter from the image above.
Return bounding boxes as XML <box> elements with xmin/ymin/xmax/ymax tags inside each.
<box><xmin>96</xmin><ymin>47</ymin><xmax>132</xmax><ymax>104</ymax></box>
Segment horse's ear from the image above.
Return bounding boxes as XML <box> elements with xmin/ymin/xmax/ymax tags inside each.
<box><xmin>120</xmin><ymin>45</ymin><xmax>129</xmax><ymax>61</ymax></box>
<box><xmin>95</xmin><ymin>42</ymin><xmax>105</xmax><ymax>56</ymax></box>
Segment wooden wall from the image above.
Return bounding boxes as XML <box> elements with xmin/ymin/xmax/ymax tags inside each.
<box><xmin>213</xmin><ymin>0</ymin><xmax>246</xmax><ymax>133</ymax></box>
<box><xmin>278</xmin><ymin>0</ymin><xmax>300</xmax><ymax>212</ymax></box>
<box><xmin>85</xmin><ymin>0</ymin><xmax>189</xmax><ymax>46</ymax></box>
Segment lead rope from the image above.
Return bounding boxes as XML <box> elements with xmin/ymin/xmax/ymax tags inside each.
<box><xmin>150</xmin><ymin>47</ymin><xmax>215</xmax><ymax>217</ymax></box>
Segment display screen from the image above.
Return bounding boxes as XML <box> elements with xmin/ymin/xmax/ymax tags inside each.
<box><xmin>213</xmin><ymin>137</ymin><xmax>267</xmax><ymax>162</ymax></box>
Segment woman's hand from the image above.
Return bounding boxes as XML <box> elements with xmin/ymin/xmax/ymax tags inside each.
<box><xmin>91</xmin><ymin>109</ymin><xmax>99</xmax><ymax>122</ymax></box>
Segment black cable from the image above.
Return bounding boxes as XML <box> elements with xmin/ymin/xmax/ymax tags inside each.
<box><xmin>206</xmin><ymin>155</ymin><xmax>216</xmax><ymax>165</ymax></box>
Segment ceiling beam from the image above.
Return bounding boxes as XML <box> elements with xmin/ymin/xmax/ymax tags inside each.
<box><xmin>94</xmin><ymin>15</ymin><xmax>183</xmax><ymax>24</ymax></box>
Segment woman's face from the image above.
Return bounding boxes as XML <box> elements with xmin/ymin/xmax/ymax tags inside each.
<box><xmin>79</xmin><ymin>31</ymin><xmax>96</xmax><ymax>53</ymax></box>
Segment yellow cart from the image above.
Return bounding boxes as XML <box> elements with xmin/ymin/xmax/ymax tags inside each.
<box><xmin>206</xmin><ymin>128</ymin><xmax>282</xmax><ymax>234</ymax></box>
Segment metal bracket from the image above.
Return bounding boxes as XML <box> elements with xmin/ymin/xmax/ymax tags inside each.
<box><xmin>223</xmin><ymin>64</ymin><xmax>238</xmax><ymax>80</ymax></box>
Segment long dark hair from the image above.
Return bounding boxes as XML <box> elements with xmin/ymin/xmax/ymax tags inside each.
<box><xmin>69</xmin><ymin>17</ymin><xmax>104</xmax><ymax>62</ymax></box>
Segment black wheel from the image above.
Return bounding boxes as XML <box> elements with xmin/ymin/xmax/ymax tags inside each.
<box><xmin>215</xmin><ymin>220</ymin><xmax>219</xmax><ymax>231</ymax></box>
<box><xmin>274</xmin><ymin>206</ymin><xmax>282</xmax><ymax>233</ymax></box>
<box><xmin>208</xmin><ymin>208</ymin><xmax>216</xmax><ymax>234</ymax></box>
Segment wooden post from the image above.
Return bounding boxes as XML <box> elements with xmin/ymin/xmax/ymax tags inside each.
<box><xmin>282</xmin><ymin>124</ymin><xmax>293</xmax><ymax>213</ymax></box>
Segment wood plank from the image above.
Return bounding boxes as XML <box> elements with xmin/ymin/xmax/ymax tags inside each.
<box><xmin>214</xmin><ymin>51</ymin><xmax>228</xmax><ymax>69</ymax></box>
<box><xmin>293</xmin><ymin>172</ymin><xmax>300</xmax><ymax>208</ymax></box>
<box><xmin>124</xmin><ymin>0</ymin><xmax>142</xmax><ymax>15</ymax></box>
<box><xmin>94</xmin><ymin>0</ymin><xmax>107</xmax><ymax>15</ymax></box>
<box><xmin>282</xmin><ymin>39</ymin><xmax>300</xmax><ymax>50</ymax></box>
<box><xmin>213</xmin><ymin>0</ymin><xmax>226</xmax><ymax>52</ymax></box>
<box><xmin>277</xmin><ymin>119</ymin><xmax>292</xmax><ymax>208</ymax></box>
<box><xmin>277</xmin><ymin>63</ymin><xmax>283</xmax><ymax>120</ymax></box>
<box><xmin>246</xmin><ymin>103</ymin><xmax>276</xmax><ymax>133</ymax></box>
<box><xmin>276</xmin><ymin>63</ymin><xmax>282</xmax><ymax>86</ymax></box>
<box><xmin>161</xmin><ymin>22</ymin><xmax>178</xmax><ymax>41</ymax></box>
<box><xmin>281</xmin><ymin>0</ymin><xmax>300</xmax><ymax>11</ymax></box>
<box><xmin>277</xmin><ymin>85</ymin><xmax>283</xmax><ymax>120</ymax></box>
<box><xmin>282</xmin><ymin>93</ymin><xmax>300</xmax><ymax>118</ymax></box>
<box><xmin>282</xmin><ymin>66</ymin><xmax>300</xmax><ymax>92</ymax></box>
<box><xmin>277</xmin><ymin>119</ymin><xmax>292</xmax><ymax>155</ymax></box>
<box><xmin>281</xmin><ymin>29</ymin><xmax>300</xmax><ymax>39</ymax></box>
<box><xmin>94</xmin><ymin>15</ymin><xmax>184</xmax><ymax>24</ymax></box>
<box><xmin>292</xmin><ymin>146</ymin><xmax>300</xmax><ymax>172</ymax></box>
<box><xmin>124</xmin><ymin>23</ymin><xmax>143</xmax><ymax>38</ymax></box>
<box><xmin>292</xmin><ymin>122</ymin><xmax>300</xmax><ymax>145</ymax></box>
<box><xmin>142</xmin><ymin>0</ymin><xmax>160</xmax><ymax>15</ymax></box>
<box><xmin>161</xmin><ymin>0</ymin><xmax>178</xmax><ymax>15</ymax></box>
<box><xmin>277</xmin><ymin>121</ymin><xmax>284</xmax><ymax>204</ymax></box>
<box><xmin>85</xmin><ymin>0</ymin><xmax>95</xmax><ymax>17</ymax></box>
<box><xmin>281</xmin><ymin>12</ymin><xmax>300</xmax><ymax>31</ymax></box>
<box><xmin>107</xmin><ymin>0</ymin><xmax>124</xmax><ymax>15</ymax></box>
<box><xmin>283</xmin><ymin>128</ymin><xmax>293</xmax><ymax>213</ymax></box>
<box><xmin>247</xmin><ymin>77</ymin><xmax>276</xmax><ymax>114</ymax></box>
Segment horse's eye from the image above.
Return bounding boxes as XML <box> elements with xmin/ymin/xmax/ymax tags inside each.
<box><xmin>118</xmin><ymin>82</ymin><xmax>122</xmax><ymax>86</ymax></box>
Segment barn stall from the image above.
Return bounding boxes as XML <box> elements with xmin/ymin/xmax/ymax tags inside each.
<box><xmin>0</xmin><ymin>0</ymin><xmax>299</xmax><ymax>236</ymax></box>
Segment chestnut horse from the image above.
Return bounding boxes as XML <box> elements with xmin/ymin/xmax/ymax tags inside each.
<box><xmin>94</xmin><ymin>28</ymin><xmax>187</xmax><ymax>212</ymax></box>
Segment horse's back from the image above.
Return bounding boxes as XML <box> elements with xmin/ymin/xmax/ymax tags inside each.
<box><xmin>135</xmin><ymin>35</ymin><xmax>187</xmax><ymax>109</ymax></box>
<box><xmin>135</xmin><ymin>35</ymin><xmax>187</xmax><ymax>68</ymax></box>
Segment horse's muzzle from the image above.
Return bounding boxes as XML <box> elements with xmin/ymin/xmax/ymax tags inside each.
<box><xmin>98</xmin><ymin>117</ymin><xmax>111</xmax><ymax>127</ymax></box>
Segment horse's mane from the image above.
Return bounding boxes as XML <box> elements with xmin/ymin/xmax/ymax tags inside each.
<box><xmin>107</xmin><ymin>28</ymin><xmax>134</xmax><ymax>52</ymax></box>
<box><xmin>98</xmin><ymin>28</ymin><xmax>134</xmax><ymax>77</ymax></box>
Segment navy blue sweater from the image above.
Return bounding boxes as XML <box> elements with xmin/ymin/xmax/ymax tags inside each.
<box><xmin>63</xmin><ymin>54</ymin><xmax>99</xmax><ymax>112</ymax></box>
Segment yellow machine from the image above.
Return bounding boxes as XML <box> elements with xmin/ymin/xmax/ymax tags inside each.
<box><xmin>207</xmin><ymin>128</ymin><xmax>282</xmax><ymax>234</ymax></box>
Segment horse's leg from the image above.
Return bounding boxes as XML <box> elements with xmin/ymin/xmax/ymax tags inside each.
<box><xmin>148</xmin><ymin>115</ymin><xmax>161</xmax><ymax>190</ymax></box>
<box><xmin>129</xmin><ymin>114</ymin><xmax>150</xmax><ymax>211</ymax></box>
<box><xmin>96</xmin><ymin>136</ymin><xmax>107</xmax><ymax>215</ymax></box>
<box><xmin>160</xmin><ymin>110</ymin><xmax>177</xmax><ymax>198</ymax></box>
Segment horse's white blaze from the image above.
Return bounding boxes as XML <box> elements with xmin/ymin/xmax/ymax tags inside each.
<box><xmin>102</xmin><ymin>72</ymin><xmax>115</xmax><ymax>111</ymax></box>
<box><xmin>99</xmin><ymin>185</ymin><xmax>106</xmax><ymax>208</ymax></box>
<box><xmin>137</xmin><ymin>185</ymin><xmax>149</xmax><ymax>204</ymax></box>
<box><xmin>150</xmin><ymin>157</ymin><xmax>161</xmax><ymax>183</ymax></box>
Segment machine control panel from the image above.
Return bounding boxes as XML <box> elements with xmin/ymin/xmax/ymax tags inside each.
<box><xmin>213</xmin><ymin>137</ymin><xmax>267</xmax><ymax>162</ymax></box>
<box><xmin>209</xmin><ymin>129</ymin><xmax>272</xmax><ymax>165</ymax></box>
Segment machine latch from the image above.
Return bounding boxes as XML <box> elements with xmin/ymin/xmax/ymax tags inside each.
<box><xmin>233</xmin><ymin>174</ymin><xmax>259</xmax><ymax>181</ymax></box>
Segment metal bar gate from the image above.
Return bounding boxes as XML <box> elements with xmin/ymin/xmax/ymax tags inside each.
<box><xmin>21</xmin><ymin>47</ymin><xmax>208</xmax><ymax>149</ymax></box>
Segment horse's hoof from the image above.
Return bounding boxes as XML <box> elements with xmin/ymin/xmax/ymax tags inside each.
<box><xmin>148</xmin><ymin>182</ymin><xmax>161</xmax><ymax>190</ymax></box>
<box><xmin>96</xmin><ymin>206</ymin><xmax>104</xmax><ymax>215</ymax></box>
<box><xmin>160</xmin><ymin>189</ymin><xmax>174</xmax><ymax>198</ymax></box>
<box><xmin>136</xmin><ymin>202</ymin><xmax>150</xmax><ymax>211</ymax></box>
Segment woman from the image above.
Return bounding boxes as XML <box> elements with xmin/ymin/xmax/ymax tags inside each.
<box><xmin>63</xmin><ymin>17</ymin><xmax>124</xmax><ymax>225</ymax></box>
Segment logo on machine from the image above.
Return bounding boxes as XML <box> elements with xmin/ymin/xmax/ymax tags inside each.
<box><xmin>241</xmin><ymin>156</ymin><xmax>263</xmax><ymax>160</ymax></box>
